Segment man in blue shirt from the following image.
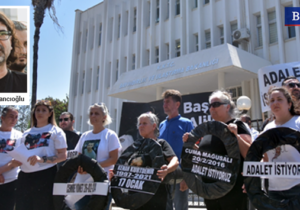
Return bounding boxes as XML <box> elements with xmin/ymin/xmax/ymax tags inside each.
<box><xmin>159</xmin><ymin>89</ymin><xmax>194</xmax><ymax>210</ymax></box>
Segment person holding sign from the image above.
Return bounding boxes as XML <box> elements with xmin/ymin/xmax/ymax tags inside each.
<box><xmin>183</xmin><ymin>90</ymin><xmax>252</xmax><ymax>210</ymax></box>
<box><xmin>15</xmin><ymin>100</ymin><xmax>67</xmax><ymax>210</ymax></box>
<box><xmin>109</xmin><ymin>112</ymin><xmax>179</xmax><ymax>210</ymax></box>
<box><xmin>262</xmin><ymin>87</ymin><xmax>300</xmax><ymax>200</ymax></box>
<box><xmin>73</xmin><ymin>103</ymin><xmax>121</xmax><ymax>210</ymax></box>
<box><xmin>0</xmin><ymin>107</ymin><xmax>22</xmax><ymax>210</ymax></box>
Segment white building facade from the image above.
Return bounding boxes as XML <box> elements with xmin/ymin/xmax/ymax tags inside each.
<box><xmin>69</xmin><ymin>0</ymin><xmax>300</xmax><ymax>134</ymax></box>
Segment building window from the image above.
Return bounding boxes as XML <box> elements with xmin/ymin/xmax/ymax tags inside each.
<box><xmin>116</xmin><ymin>60</ymin><xmax>119</xmax><ymax>81</ymax></box>
<box><xmin>96</xmin><ymin>66</ymin><xmax>99</xmax><ymax>90</ymax></box>
<box><xmin>176</xmin><ymin>40</ymin><xmax>180</xmax><ymax>57</ymax></box>
<box><xmin>205</xmin><ymin>31</ymin><xmax>211</xmax><ymax>49</ymax></box>
<box><xmin>166</xmin><ymin>44</ymin><xmax>169</xmax><ymax>59</ymax></box>
<box><xmin>133</xmin><ymin>8</ymin><xmax>137</xmax><ymax>32</ymax></box>
<box><xmin>204</xmin><ymin>0</ymin><xmax>209</xmax><ymax>4</ymax></box>
<box><xmin>110</xmin><ymin>18</ymin><xmax>113</xmax><ymax>42</ymax></box>
<box><xmin>146</xmin><ymin>50</ymin><xmax>150</xmax><ymax>65</ymax></box>
<box><xmin>268</xmin><ymin>11</ymin><xmax>277</xmax><ymax>44</ymax></box>
<box><xmin>194</xmin><ymin>0</ymin><xmax>198</xmax><ymax>8</ymax></box>
<box><xmin>219</xmin><ymin>26</ymin><xmax>224</xmax><ymax>44</ymax></box>
<box><xmin>147</xmin><ymin>2</ymin><xmax>150</xmax><ymax>27</ymax></box>
<box><xmin>125</xmin><ymin>11</ymin><xmax>128</xmax><ymax>36</ymax></box>
<box><xmin>176</xmin><ymin>0</ymin><xmax>180</xmax><ymax>16</ymax></box>
<box><xmin>81</xmin><ymin>71</ymin><xmax>85</xmax><ymax>94</ymax></box>
<box><xmin>227</xmin><ymin>86</ymin><xmax>242</xmax><ymax>103</ymax></box>
<box><xmin>132</xmin><ymin>54</ymin><xmax>135</xmax><ymax>70</ymax></box>
<box><xmin>287</xmin><ymin>26</ymin><xmax>296</xmax><ymax>39</ymax></box>
<box><xmin>195</xmin><ymin>34</ymin><xmax>199</xmax><ymax>51</ymax></box>
<box><xmin>155</xmin><ymin>47</ymin><xmax>159</xmax><ymax>63</ymax></box>
<box><xmin>156</xmin><ymin>0</ymin><xmax>160</xmax><ymax>23</ymax></box>
<box><xmin>90</xmin><ymin>26</ymin><xmax>94</xmax><ymax>49</ymax></box>
<box><xmin>107</xmin><ymin>62</ymin><xmax>111</xmax><ymax>88</ymax></box>
<box><xmin>124</xmin><ymin>57</ymin><xmax>127</xmax><ymax>72</ymax></box>
<box><xmin>79</xmin><ymin>116</ymin><xmax>82</xmax><ymax>131</ymax></box>
<box><xmin>99</xmin><ymin>23</ymin><xmax>102</xmax><ymax>46</ymax></box>
<box><xmin>166</xmin><ymin>0</ymin><xmax>169</xmax><ymax>20</ymax></box>
<box><xmin>256</xmin><ymin>15</ymin><xmax>262</xmax><ymax>47</ymax></box>
<box><xmin>118</xmin><ymin>15</ymin><xmax>121</xmax><ymax>38</ymax></box>
<box><xmin>231</xmin><ymin>22</ymin><xmax>238</xmax><ymax>47</ymax></box>
<box><xmin>74</xmin><ymin>72</ymin><xmax>78</xmax><ymax>96</ymax></box>
<box><xmin>78</xmin><ymin>32</ymin><xmax>81</xmax><ymax>54</ymax></box>
<box><xmin>85</xmin><ymin>29</ymin><xmax>88</xmax><ymax>52</ymax></box>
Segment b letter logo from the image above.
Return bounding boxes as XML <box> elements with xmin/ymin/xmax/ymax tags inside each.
<box><xmin>285</xmin><ymin>7</ymin><xmax>300</xmax><ymax>26</ymax></box>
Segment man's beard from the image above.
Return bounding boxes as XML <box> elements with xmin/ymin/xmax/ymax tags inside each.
<box><xmin>292</xmin><ymin>90</ymin><xmax>300</xmax><ymax>100</ymax></box>
<box><xmin>8</xmin><ymin>62</ymin><xmax>26</xmax><ymax>72</ymax></box>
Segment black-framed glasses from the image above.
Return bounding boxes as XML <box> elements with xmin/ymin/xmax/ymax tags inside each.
<box><xmin>208</xmin><ymin>102</ymin><xmax>227</xmax><ymax>108</ymax></box>
<box><xmin>59</xmin><ymin>118</ymin><xmax>69</xmax><ymax>122</ymax></box>
<box><xmin>0</xmin><ymin>31</ymin><xmax>11</xmax><ymax>41</ymax></box>
<box><xmin>286</xmin><ymin>82</ymin><xmax>300</xmax><ymax>88</ymax></box>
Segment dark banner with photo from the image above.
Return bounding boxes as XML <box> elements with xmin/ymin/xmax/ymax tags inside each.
<box><xmin>119</xmin><ymin>92</ymin><xmax>212</xmax><ymax>137</ymax></box>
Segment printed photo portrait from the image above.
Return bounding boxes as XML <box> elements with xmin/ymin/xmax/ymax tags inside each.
<box><xmin>0</xmin><ymin>138</ymin><xmax>16</xmax><ymax>153</ymax></box>
<box><xmin>24</xmin><ymin>132</ymin><xmax>51</xmax><ymax>150</ymax></box>
<box><xmin>82</xmin><ymin>140</ymin><xmax>100</xmax><ymax>160</ymax></box>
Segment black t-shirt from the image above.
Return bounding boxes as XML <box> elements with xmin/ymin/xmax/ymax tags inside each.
<box><xmin>0</xmin><ymin>69</ymin><xmax>27</xmax><ymax>93</ymax></box>
<box><xmin>157</xmin><ymin>139</ymin><xmax>176</xmax><ymax>161</ymax></box>
<box><xmin>198</xmin><ymin>119</ymin><xmax>250</xmax><ymax>201</ymax></box>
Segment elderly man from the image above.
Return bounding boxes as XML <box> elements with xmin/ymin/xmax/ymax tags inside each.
<box><xmin>7</xmin><ymin>21</ymin><xmax>27</xmax><ymax>73</ymax></box>
<box><xmin>0</xmin><ymin>12</ymin><xmax>26</xmax><ymax>92</ymax></box>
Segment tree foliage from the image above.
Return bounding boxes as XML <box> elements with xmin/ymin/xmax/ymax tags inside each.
<box><xmin>42</xmin><ymin>95</ymin><xmax>69</xmax><ymax>125</ymax></box>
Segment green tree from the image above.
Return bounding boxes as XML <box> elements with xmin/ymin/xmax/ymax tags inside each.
<box><xmin>31</xmin><ymin>0</ymin><xmax>61</xmax><ymax>110</ymax></box>
<box><xmin>42</xmin><ymin>95</ymin><xmax>69</xmax><ymax>125</ymax></box>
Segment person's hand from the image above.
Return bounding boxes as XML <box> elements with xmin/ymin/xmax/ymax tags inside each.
<box><xmin>27</xmin><ymin>155</ymin><xmax>43</xmax><ymax>166</ymax></box>
<box><xmin>242</xmin><ymin>184</ymin><xmax>247</xmax><ymax>193</ymax></box>
<box><xmin>9</xmin><ymin>159</ymin><xmax>22</xmax><ymax>168</ymax></box>
<box><xmin>182</xmin><ymin>132</ymin><xmax>190</xmax><ymax>142</ymax></box>
<box><xmin>180</xmin><ymin>179</ymin><xmax>189</xmax><ymax>192</ymax></box>
<box><xmin>227</xmin><ymin>123</ymin><xmax>238</xmax><ymax>136</ymax></box>
<box><xmin>0</xmin><ymin>174</ymin><xmax>4</xmax><ymax>183</ymax></box>
<box><xmin>108</xmin><ymin>169</ymin><xmax>115</xmax><ymax>181</ymax></box>
<box><xmin>157</xmin><ymin>165</ymin><xmax>169</xmax><ymax>181</ymax></box>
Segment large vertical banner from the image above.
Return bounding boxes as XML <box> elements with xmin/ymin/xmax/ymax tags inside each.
<box><xmin>119</xmin><ymin>92</ymin><xmax>212</xmax><ymax>137</ymax></box>
<box><xmin>258</xmin><ymin>62</ymin><xmax>300</xmax><ymax>113</ymax></box>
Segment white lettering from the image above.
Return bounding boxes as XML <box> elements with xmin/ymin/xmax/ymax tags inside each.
<box><xmin>292</xmin><ymin>11</ymin><xmax>300</xmax><ymax>21</ymax></box>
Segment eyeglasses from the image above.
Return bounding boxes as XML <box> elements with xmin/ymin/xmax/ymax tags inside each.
<box><xmin>36</xmin><ymin>100</ymin><xmax>52</xmax><ymax>106</ymax></box>
<box><xmin>286</xmin><ymin>83</ymin><xmax>300</xmax><ymax>88</ymax></box>
<box><xmin>59</xmin><ymin>118</ymin><xmax>69</xmax><ymax>122</ymax></box>
<box><xmin>0</xmin><ymin>31</ymin><xmax>11</xmax><ymax>41</ymax></box>
<box><xmin>208</xmin><ymin>102</ymin><xmax>227</xmax><ymax>108</ymax></box>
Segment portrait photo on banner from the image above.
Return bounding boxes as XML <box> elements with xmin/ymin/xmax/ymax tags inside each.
<box><xmin>0</xmin><ymin>6</ymin><xmax>30</xmax><ymax>105</ymax></box>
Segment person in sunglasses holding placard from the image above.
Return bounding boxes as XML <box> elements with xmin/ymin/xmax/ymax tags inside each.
<box><xmin>0</xmin><ymin>12</ymin><xmax>27</xmax><ymax>93</ymax></box>
<box><xmin>183</xmin><ymin>90</ymin><xmax>252</xmax><ymax>210</ymax></box>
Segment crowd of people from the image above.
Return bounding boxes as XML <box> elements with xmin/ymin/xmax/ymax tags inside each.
<box><xmin>0</xmin><ymin>82</ymin><xmax>298</xmax><ymax>210</ymax></box>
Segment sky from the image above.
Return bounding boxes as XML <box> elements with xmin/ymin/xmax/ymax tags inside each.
<box><xmin>0</xmin><ymin>0</ymin><xmax>103</xmax><ymax>101</ymax></box>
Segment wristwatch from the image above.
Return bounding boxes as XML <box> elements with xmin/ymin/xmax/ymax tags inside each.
<box><xmin>42</xmin><ymin>156</ymin><xmax>47</xmax><ymax>163</ymax></box>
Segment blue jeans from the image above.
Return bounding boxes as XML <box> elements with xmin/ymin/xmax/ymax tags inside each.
<box><xmin>166</xmin><ymin>183</ymin><xmax>189</xmax><ymax>210</ymax></box>
<box><xmin>268</xmin><ymin>184</ymin><xmax>300</xmax><ymax>200</ymax></box>
<box><xmin>74</xmin><ymin>193</ymin><xmax>112</xmax><ymax>210</ymax></box>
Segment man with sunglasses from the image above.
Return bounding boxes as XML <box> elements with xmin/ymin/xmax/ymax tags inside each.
<box><xmin>59</xmin><ymin>112</ymin><xmax>80</xmax><ymax>135</ymax></box>
<box><xmin>0</xmin><ymin>12</ymin><xmax>27</xmax><ymax>92</ymax></box>
<box><xmin>282</xmin><ymin>76</ymin><xmax>300</xmax><ymax>100</ymax></box>
<box><xmin>159</xmin><ymin>89</ymin><xmax>194</xmax><ymax>210</ymax></box>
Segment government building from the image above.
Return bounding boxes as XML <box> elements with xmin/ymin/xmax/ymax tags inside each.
<box><xmin>68</xmin><ymin>0</ymin><xmax>300</xmax><ymax>133</ymax></box>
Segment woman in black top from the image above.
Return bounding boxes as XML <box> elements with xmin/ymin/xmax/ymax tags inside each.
<box><xmin>183</xmin><ymin>90</ymin><xmax>252</xmax><ymax>210</ymax></box>
<box><xmin>110</xmin><ymin>112</ymin><xmax>179</xmax><ymax>210</ymax></box>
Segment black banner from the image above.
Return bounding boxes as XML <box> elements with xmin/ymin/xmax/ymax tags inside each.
<box><xmin>111</xmin><ymin>165</ymin><xmax>161</xmax><ymax>195</ymax></box>
<box><xmin>119</xmin><ymin>92</ymin><xmax>212</xmax><ymax>137</ymax></box>
<box><xmin>181</xmin><ymin>147</ymin><xmax>238</xmax><ymax>184</ymax></box>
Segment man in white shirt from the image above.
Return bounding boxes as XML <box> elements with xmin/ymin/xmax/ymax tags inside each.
<box><xmin>241</xmin><ymin>114</ymin><xmax>259</xmax><ymax>141</ymax></box>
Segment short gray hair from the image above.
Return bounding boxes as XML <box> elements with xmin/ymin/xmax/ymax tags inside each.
<box><xmin>137</xmin><ymin>112</ymin><xmax>160</xmax><ymax>137</ymax></box>
<box><xmin>87</xmin><ymin>103</ymin><xmax>112</xmax><ymax>126</ymax></box>
<box><xmin>209</xmin><ymin>90</ymin><xmax>239</xmax><ymax>118</ymax></box>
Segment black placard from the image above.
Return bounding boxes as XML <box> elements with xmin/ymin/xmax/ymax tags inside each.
<box><xmin>181</xmin><ymin>147</ymin><xmax>238</xmax><ymax>184</ymax></box>
<box><xmin>111</xmin><ymin>165</ymin><xmax>161</xmax><ymax>195</ymax></box>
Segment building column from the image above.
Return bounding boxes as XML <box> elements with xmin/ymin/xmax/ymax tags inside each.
<box><xmin>293</xmin><ymin>0</ymin><xmax>300</xmax><ymax>61</ymax></box>
<box><xmin>275</xmin><ymin>0</ymin><xmax>285</xmax><ymax>63</ymax></box>
<box><xmin>218</xmin><ymin>72</ymin><xmax>225</xmax><ymax>89</ymax></box>
<box><xmin>156</xmin><ymin>86</ymin><xmax>163</xmax><ymax>100</ymax></box>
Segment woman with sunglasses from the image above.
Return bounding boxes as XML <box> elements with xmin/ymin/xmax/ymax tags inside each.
<box><xmin>109</xmin><ymin>112</ymin><xmax>179</xmax><ymax>210</ymax></box>
<box><xmin>183</xmin><ymin>90</ymin><xmax>252</xmax><ymax>210</ymax></box>
<box><xmin>15</xmin><ymin>100</ymin><xmax>67</xmax><ymax>210</ymax></box>
<box><xmin>262</xmin><ymin>87</ymin><xmax>300</xmax><ymax>200</ymax></box>
<box><xmin>0</xmin><ymin>107</ymin><xmax>22</xmax><ymax>210</ymax></box>
<box><xmin>72</xmin><ymin>103</ymin><xmax>121</xmax><ymax>210</ymax></box>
